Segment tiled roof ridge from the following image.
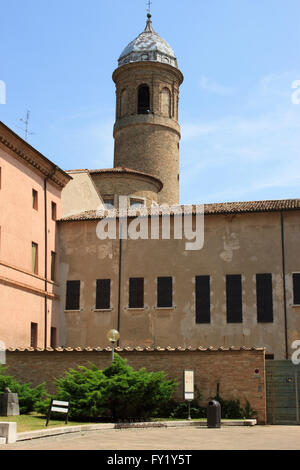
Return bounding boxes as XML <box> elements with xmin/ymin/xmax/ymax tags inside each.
<box><xmin>6</xmin><ymin>346</ymin><xmax>265</xmax><ymax>352</ymax></box>
<box><xmin>58</xmin><ymin>198</ymin><xmax>300</xmax><ymax>222</ymax></box>
<box><xmin>66</xmin><ymin>167</ymin><xmax>163</xmax><ymax>185</ymax></box>
<box><xmin>88</xmin><ymin>167</ymin><xmax>163</xmax><ymax>188</ymax></box>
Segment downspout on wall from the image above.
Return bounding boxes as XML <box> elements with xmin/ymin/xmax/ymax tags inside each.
<box><xmin>280</xmin><ymin>212</ymin><xmax>289</xmax><ymax>360</ymax></box>
<box><xmin>117</xmin><ymin>219</ymin><xmax>124</xmax><ymax>347</ymax></box>
<box><xmin>44</xmin><ymin>176</ymin><xmax>48</xmax><ymax>348</ymax></box>
<box><xmin>44</xmin><ymin>166</ymin><xmax>58</xmax><ymax>348</ymax></box>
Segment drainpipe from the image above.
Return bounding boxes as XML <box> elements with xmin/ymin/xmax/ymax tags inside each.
<box><xmin>117</xmin><ymin>223</ymin><xmax>123</xmax><ymax>347</ymax></box>
<box><xmin>44</xmin><ymin>166</ymin><xmax>58</xmax><ymax>348</ymax></box>
<box><xmin>280</xmin><ymin>212</ymin><xmax>289</xmax><ymax>360</ymax></box>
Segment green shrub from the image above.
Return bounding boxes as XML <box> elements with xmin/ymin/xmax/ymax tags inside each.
<box><xmin>212</xmin><ymin>394</ymin><xmax>243</xmax><ymax>419</ymax></box>
<box><xmin>0</xmin><ymin>365</ymin><xmax>48</xmax><ymax>414</ymax></box>
<box><xmin>169</xmin><ymin>386</ymin><xmax>206</xmax><ymax>419</ymax></box>
<box><xmin>35</xmin><ymin>363</ymin><xmax>107</xmax><ymax>420</ymax></box>
<box><xmin>170</xmin><ymin>401</ymin><xmax>206</xmax><ymax>419</ymax></box>
<box><xmin>242</xmin><ymin>400</ymin><xmax>257</xmax><ymax>419</ymax></box>
<box><xmin>102</xmin><ymin>355</ymin><xmax>176</xmax><ymax>420</ymax></box>
<box><xmin>212</xmin><ymin>394</ymin><xmax>257</xmax><ymax>419</ymax></box>
<box><xmin>36</xmin><ymin>354</ymin><xmax>177</xmax><ymax>421</ymax></box>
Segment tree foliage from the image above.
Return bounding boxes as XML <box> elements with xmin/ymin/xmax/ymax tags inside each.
<box><xmin>36</xmin><ymin>354</ymin><xmax>177</xmax><ymax>421</ymax></box>
<box><xmin>0</xmin><ymin>365</ymin><xmax>48</xmax><ymax>414</ymax></box>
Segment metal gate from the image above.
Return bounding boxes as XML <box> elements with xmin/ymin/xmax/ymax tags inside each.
<box><xmin>266</xmin><ymin>360</ymin><xmax>300</xmax><ymax>424</ymax></box>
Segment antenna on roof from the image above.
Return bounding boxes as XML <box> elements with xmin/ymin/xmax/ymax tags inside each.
<box><xmin>18</xmin><ymin>110</ymin><xmax>35</xmax><ymax>141</ymax></box>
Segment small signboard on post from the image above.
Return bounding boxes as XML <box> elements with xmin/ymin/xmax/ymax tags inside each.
<box><xmin>0</xmin><ymin>341</ymin><xmax>6</xmax><ymax>365</ymax></box>
<box><xmin>183</xmin><ymin>370</ymin><xmax>194</xmax><ymax>420</ymax></box>
<box><xmin>184</xmin><ymin>370</ymin><xmax>194</xmax><ymax>401</ymax></box>
<box><xmin>46</xmin><ymin>399</ymin><xmax>70</xmax><ymax>427</ymax></box>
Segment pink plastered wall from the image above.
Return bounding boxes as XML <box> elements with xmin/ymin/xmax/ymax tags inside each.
<box><xmin>0</xmin><ymin>145</ymin><xmax>62</xmax><ymax>348</ymax></box>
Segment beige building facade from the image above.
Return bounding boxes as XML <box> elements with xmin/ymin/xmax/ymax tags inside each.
<box><xmin>58</xmin><ymin>202</ymin><xmax>300</xmax><ymax>359</ymax></box>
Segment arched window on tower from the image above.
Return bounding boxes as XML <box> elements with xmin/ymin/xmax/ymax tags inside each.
<box><xmin>161</xmin><ymin>87</ymin><xmax>171</xmax><ymax>118</ymax></box>
<box><xmin>138</xmin><ymin>85</ymin><xmax>150</xmax><ymax>114</ymax></box>
<box><xmin>120</xmin><ymin>89</ymin><xmax>128</xmax><ymax>117</ymax></box>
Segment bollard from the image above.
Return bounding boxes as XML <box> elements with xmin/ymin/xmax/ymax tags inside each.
<box><xmin>0</xmin><ymin>422</ymin><xmax>17</xmax><ymax>444</ymax></box>
<box><xmin>0</xmin><ymin>392</ymin><xmax>20</xmax><ymax>416</ymax></box>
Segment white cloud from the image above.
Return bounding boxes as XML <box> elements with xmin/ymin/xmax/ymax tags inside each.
<box><xmin>199</xmin><ymin>76</ymin><xmax>236</xmax><ymax>96</ymax></box>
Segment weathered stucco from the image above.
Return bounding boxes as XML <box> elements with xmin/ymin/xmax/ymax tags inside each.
<box><xmin>61</xmin><ymin>170</ymin><xmax>103</xmax><ymax>218</ymax></box>
<box><xmin>58</xmin><ymin>210</ymin><xmax>300</xmax><ymax>359</ymax></box>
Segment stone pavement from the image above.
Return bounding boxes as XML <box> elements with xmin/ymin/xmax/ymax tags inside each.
<box><xmin>3</xmin><ymin>425</ymin><xmax>300</xmax><ymax>450</ymax></box>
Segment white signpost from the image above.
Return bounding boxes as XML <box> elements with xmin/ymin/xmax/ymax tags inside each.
<box><xmin>184</xmin><ymin>370</ymin><xmax>194</xmax><ymax>420</ymax></box>
<box><xmin>0</xmin><ymin>341</ymin><xmax>5</xmax><ymax>365</ymax></box>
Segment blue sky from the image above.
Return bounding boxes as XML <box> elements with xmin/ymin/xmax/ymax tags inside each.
<box><xmin>1</xmin><ymin>0</ymin><xmax>300</xmax><ymax>204</ymax></box>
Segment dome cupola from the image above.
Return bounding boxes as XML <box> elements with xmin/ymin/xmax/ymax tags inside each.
<box><xmin>118</xmin><ymin>14</ymin><xmax>178</xmax><ymax>68</ymax></box>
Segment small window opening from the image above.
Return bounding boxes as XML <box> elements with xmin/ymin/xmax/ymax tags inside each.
<box><xmin>138</xmin><ymin>85</ymin><xmax>150</xmax><ymax>114</ymax></box>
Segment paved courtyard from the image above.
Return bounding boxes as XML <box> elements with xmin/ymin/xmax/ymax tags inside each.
<box><xmin>3</xmin><ymin>425</ymin><xmax>300</xmax><ymax>451</ymax></box>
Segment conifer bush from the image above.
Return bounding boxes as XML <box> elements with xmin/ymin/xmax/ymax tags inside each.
<box><xmin>36</xmin><ymin>354</ymin><xmax>177</xmax><ymax>421</ymax></box>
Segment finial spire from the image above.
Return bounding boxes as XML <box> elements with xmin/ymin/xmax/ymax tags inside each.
<box><xmin>144</xmin><ymin>1</ymin><xmax>154</xmax><ymax>33</ymax></box>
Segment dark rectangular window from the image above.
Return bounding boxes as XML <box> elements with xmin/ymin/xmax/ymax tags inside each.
<box><xmin>256</xmin><ymin>273</ymin><xmax>273</xmax><ymax>322</ymax></box>
<box><xmin>50</xmin><ymin>327</ymin><xmax>57</xmax><ymax>349</ymax></box>
<box><xmin>226</xmin><ymin>274</ymin><xmax>242</xmax><ymax>323</ymax></box>
<box><xmin>96</xmin><ymin>279</ymin><xmax>111</xmax><ymax>309</ymax></box>
<box><xmin>30</xmin><ymin>322</ymin><xmax>38</xmax><ymax>348</ymax></box>
<box><xmin>65</xmin><ymin>280</ymin><xmax>80</xmax><ymax>311</ymax></box>
<box><xmin>130</xmin><ymin>198</ymin><xmax>145</xmax><ymax>208</ymax></box>
<box><xmin>32</xmin><ymin>189</ymin><xmax>38</xmax><ymax>210</ymax></box>
<box><xmin>103</xmin><ymin>197</ymin><xmax>115</xmax><ymax>209</ymax></box>
<box><xmin>157</xmin><ymin>277</ymin><xmax>173</xmax><ymax>308</ymax></box>
<box><xmin>196</xmin><ymin>276</ymin><xmax>210</xmax><ymax>324</ymax></box>
<box><xmin>51</xmin><ymin>201</ymin><xmax>57</xmax><ymax>221</ymax></box>
<box><xmin>265</xmin><ymin>354</ymin><xmax>274</xmax><ymax>360</ymax></box>
<box><xmin>32</xmin><ymin>242</ymin><xmax>38</xmax><ymax>274</ymax></box>
<box><xmin>51</xmin><ymin>251</ymin><xmax>56</xmax><ymax>281</ymax></box>
<box><xmin>129</xmin><ymin>278</ymin><xmax>144</xmax><ymax>308</ymax></box>
<box><xmin>293</xmin><ymin>274</ymin><xmax>300</xmax><ymax>305</ymax></box>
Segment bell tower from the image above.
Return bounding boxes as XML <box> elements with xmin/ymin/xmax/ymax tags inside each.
<box><xmin>112</xmin><ymin>14</ymin><xmax>184</xmax><ymax>205</ymax></box>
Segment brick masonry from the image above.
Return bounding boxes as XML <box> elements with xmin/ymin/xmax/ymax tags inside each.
<box><xmin>112</xmin><ymin>62</ymin><xmax>183</xmax><ymax>206</ymax></box>
<box><xmin>5</xmin><ymin>348</ymin><xmax>266</xmax><ymax>423</ymax></box>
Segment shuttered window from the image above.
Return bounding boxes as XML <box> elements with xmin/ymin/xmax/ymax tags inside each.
<box><xmin>226</xmin><ymin>275</ymin><xmax>243</xmax><ymax>323</ymax></box>
<box><xmin>256</xmin><ymin>273</ymin><xmax>273</xmax><ymax>322</ymax></box>
<box><xmin>32</xmin><ymin>189</ymin><xmax>38</xmax><ymax>210</ymax></box>
<box><xmin>129</xmin><ymin>278</ymin><xmax>144</xmax><ymax>308</ymax></box>
<box><xmin>96</xmin><ymin>279</ymin><xmax>111</xmax><ymax>309</ymax></box>
<box><xmin>51</xmin><ymin>251</ymin><xmax>56</xmax><ymax>281</ymax></box>
<box><xmin>51</xmin><ymin>201</ymin><xmax>57</xmax><ymax>221</ymax></box>
<box><xmin>65</xmin><ymin>280</ymin><xmax>80</xmax><ymax>311</ymax></box>
<box><xmin>195</xmin><ymin>276</ymin><xmax>210</xmax><ymax>324</ymax></box>
<box><xmin>293</xmin><ymin>274</ymin><xmax>300</xmax><ymax>305</ymax></box>
<box><xmin>30</xmin><ymin>323</ymin><xmax>38</xmax><ymax>348</ymax></box>
<box><xmin>157</xmin><ymin>277</ymin><xmax>173</xmax><ymax>308</ymax></box>
<box><xmin>50</xmin><ymin>327</ymin><xmax>57</xmax><ymax>349</ymax></box>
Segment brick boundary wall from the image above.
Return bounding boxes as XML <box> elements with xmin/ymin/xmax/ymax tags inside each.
<box><xmin>4</xmin><ymin>347</ymin><xmax>266</xmax><ymax>424</ymax></box>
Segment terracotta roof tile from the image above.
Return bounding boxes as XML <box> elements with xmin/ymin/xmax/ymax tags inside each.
<box><xmin>59</xmin><ymin>198</ymin><xmax>300</xmax><ymax>222</ymax></box>
<box><xmin>6</xmin><ymin>346</ymin><xmax>265</xmax><ymax>352</ymax></box>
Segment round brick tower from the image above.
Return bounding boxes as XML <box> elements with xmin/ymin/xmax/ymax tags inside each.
<box><xmin>112</xmin><ymin>14</ymin><xmax>184</xmax><ymax>205</ymax></box>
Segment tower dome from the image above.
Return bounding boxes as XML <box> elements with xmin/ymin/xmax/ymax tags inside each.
<box><xmin>118</xmin><ymin>14</ymin><xmax>178</xmax><ymax>69</ymax></box>
<box><xmin>113</xmin><ymin>15</ymin><xmax>183</xmax><ymax>205</ymax></box>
